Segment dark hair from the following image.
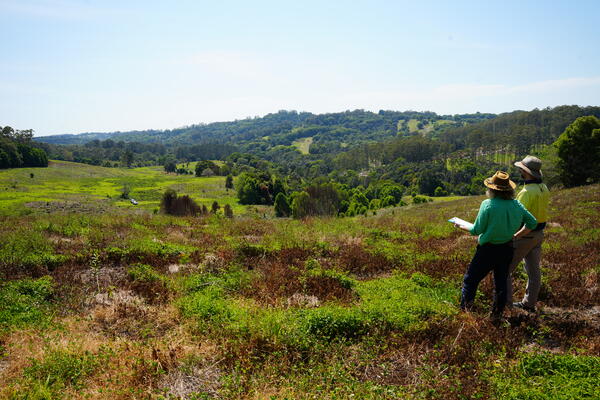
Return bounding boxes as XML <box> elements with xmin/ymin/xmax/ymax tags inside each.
<box><xmin>486</xmin><ymin>188</ymin><xmax>515</xmax><ymax>200</ymax></box>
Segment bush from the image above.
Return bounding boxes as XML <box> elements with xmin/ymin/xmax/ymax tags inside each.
<box><xmin>160</xmin><ymin>189</ymin><xmax>203</xmax><ymax>216</ymax></box>
<box><xmin>0</xmin><ymin>276</ymin><xmax>54</xmax><ymax>333</ymax></box>
<box><xmin>301</xmin><ymin>307</ymin><xmax>367</xmax><ymax>340</ymax></box>
<box><xmin>127</xmin><ymin>264</ymin><xmax>170</xmax><ymax>303</ymax></box>
<box><xmin>412</xmin><ymin>195</ymin><xmax>431</xmax><ymax>204</ymax></box>
<box><xmin>127</xmin><ymin>263</ymin><xmax>164</xmax><ymax>282</ymax></box>
<box><xmin>434</xmin><ymin>186</ymin><xmax>448</xmax><ymax>196</ymax></box>
<box><xmin>274</xmin><ymin>192</ymin><xmax>291</xmax><ymax>217</ymax></box>
<box><xmin>0</xmin><ymin>231</ymin><xmax>66</xmax><ymax>276</ymax></box>
<box><xmin>120</xmin><ymin>183</ymin><xmax>131</xmax><ymax>199</ymax></box>
<box><xmin>19</xmin><ymin>348</ymin><xmax>104</xmax><ymax>397</ymax></box>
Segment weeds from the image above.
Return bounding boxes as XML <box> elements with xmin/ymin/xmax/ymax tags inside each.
<box><xmin>0</xmin><ymin>276</ymin><xmax>54</xmax><ymax>334</ymax></box>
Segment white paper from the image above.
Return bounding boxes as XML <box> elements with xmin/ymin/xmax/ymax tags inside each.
<box><xmin>448</xmin><ymin>217</ymin><xmax>474</xmax><ymax>231</ymax></box>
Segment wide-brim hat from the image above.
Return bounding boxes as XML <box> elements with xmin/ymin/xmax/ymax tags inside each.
<box><xmin>484</xmin><ymin>171</ymin><xmax>517</xmax><ymax>191</ymax></box>
<box><xmin>514</xmin><ymin>155</ymin><xmax>543</xmax><ymax>180</ymax></box>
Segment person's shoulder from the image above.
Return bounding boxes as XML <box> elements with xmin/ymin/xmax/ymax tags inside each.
<box><xmin>512</xmin><ymin>198</ymin><xmax>526</xmax><ymax>209</ymax></box>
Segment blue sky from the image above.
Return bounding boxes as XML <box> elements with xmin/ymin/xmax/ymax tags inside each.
<box><xmin>1</xmin><ymin>0</ymin><xmax>599</xmax><ymax>136</ymax></box>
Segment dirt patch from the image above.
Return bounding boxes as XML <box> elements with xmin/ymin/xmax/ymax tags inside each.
<box><xmin>25</xmin><ymin>200</ymin><xmax>111</xmax><ymax>214</ymax></box>
<box><xmin>159</xmin><ymin>362</ymin><xmax>222</xmax><ymax>399</ymax></box>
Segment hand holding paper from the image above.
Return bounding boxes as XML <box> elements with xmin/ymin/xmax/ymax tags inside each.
<box><xmin>448</xmin><ymin>217</ymin><xmax>474</xmax><ymax>231</ymax></box>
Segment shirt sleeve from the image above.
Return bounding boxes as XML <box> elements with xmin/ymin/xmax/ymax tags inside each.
<box><xmin>517</xmin><ymin>200</ymin><xmax>538</xmax><ymax>229</ymax></box>
<box><xmin>470</xmin><ymin>201</ymin><xmax>488</xmax><ymax>236</ymax></box>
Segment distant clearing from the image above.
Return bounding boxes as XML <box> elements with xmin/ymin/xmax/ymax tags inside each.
<box><xmin>407</xmin><ymin>119</ymin><xmax>419</xmax><ymax>133</ymax></box>
<box><xmin>293</xmin><ymin>137</ymin><xmax>313</xmax><ymax>154</ymax></box>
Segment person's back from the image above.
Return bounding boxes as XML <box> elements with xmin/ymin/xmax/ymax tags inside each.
<box><xmin>507</xmin><ymin>156</ymin><xmax>551</xmax><ymax>312</ymax></box>
<box><xmin>517</xmin><ymin>182</ymin><xmax>550</xmax><ymax>226</ymax></box>
<box><xmin>471</xmin><ymin>197</ymin><xmax>538</xmax><ymax>245</ymax></box>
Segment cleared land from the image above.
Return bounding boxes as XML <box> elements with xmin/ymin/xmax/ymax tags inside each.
<box><xmin>292</xmin><ymin>137</ymin><xmax>313</xmax><ymax>155</ymax></box>
<box><xmin>0</xmin><ymin>160</ymin><xmax>246</xmax><ymax>216</ymax></box>
<box><xmin>0</xmin><ymin>165</ymin><xmax>598</xmax><ymax>399</ymax></box>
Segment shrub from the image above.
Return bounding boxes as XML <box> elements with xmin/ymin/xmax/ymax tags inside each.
<box><xmin>274</xmin><ymin>192</ymin><xmax>291</xmax><ymax>217</ymax></box>
<box><xmin>412</xmin><ymin>195</ymin><xmax>431</xmax><ymax>204</ymax></box>
<box><xmin>434</xmin><ymin>186</ymin><xmax>448</xmax><ymax>196</ymax></box>
<box><xmin>127</xmin><ymin>264</ymin><xmax>170</xmax><ymax>303</ymax></box>
<box><xmin>160</xmin><ymin>189</ymin><xmax>203</xmax><ymax>216</ymax></box>
<box><xmin>301</xmin><ymin>307</ymin><xmax>367</xmax><ymax>340</ymax></box>
<box><xmin>0</xmin><ymin>276</ymin><xmax>54</xmax><ymax>333</ymax></box>
<box><xmin>0</xmin><ymin>231</ymin><xmax>66</xmax><ymax>276</ymax></box>
<box><xmin>120</xmin><ymin>183</ymin><xmax>131</xmax><ymax>199</ymax></box>
<box><xmin>127</xmin><ymin>263</ymin><xmax>163</xmax><ymax>282</ymax></box>
<box><xmin>18</xmin><ymin>348</ymin><xmax>104</xmax><ymax>397</ymax></box>
<box><xmin>224</xmin><ymin>204</ymin><xmax>234</xmax><ymax>218</ymax></box>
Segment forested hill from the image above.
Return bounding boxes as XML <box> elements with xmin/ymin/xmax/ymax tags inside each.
<box><xmin>36</xmin><ymin>109</ymin><xmax>495</xmax><ymax>148</ymax></box>
<box><xmin>437</xmin><ymin>105</ymin><xmax>600</xmax><ymax>154</ymax></box>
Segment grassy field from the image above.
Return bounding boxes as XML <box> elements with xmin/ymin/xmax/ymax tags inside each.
<box><xmin>0</xmin><ymin>164</ymin><xmax>598</xmax><ymax>399</ymax></box>
<box><xmin>0</xmin><ymin>161</ymin><xmax>247</xmax><ymax>216</ymax></box>
<box><xmin>292</xmin><ymin>137</ymin><xmax>313</xmax><ymax>155</ymax></box>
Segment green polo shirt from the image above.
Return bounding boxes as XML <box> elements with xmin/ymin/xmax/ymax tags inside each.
<box><xmin>469</xmin><ymin>198</ymin><xmax>537</xmax><ymax>245</ymax></box>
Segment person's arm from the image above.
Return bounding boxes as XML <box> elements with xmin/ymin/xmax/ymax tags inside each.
<box><xmin>514</xmin><ymin>225</ymin><xmax>531</xmax><ymax>239</ymax></box>
<box><xmin>514</xmin><ymin>200</ymin><xmax>537</xmax><ymax>239</ymax></box>
<box><xmin>457</xmin><ymin>201</ymin><xmax>488</xmax><ymax>235</ymax></box>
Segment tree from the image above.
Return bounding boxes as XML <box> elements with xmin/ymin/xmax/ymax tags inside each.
<box><xmin>121</xmin><ymin>150</ymin><xmax>134</xmax><ymax>168</ymax></box>
<box><xmin>120</xmin><ymin>184</ymin><xmax>131</xmax><ymax>199</ymax></box>
<box><xmin>291</xmin><ymin>191</ymin><xmax>311</xmax><ymax>219</ymax></box>
<box><xmin>555</xmin><ymin>115</ymin><xmax>600</xmax><ymax>187</ymax></box>
<box><xmin>201</xmin><ymin>168</ymin><xmax>215</xmax><ymax>177</ymax></box>
<box><xmin>225</xmin><ymin>174</ymin><xmax>234</xmax><ymax>190</ymax></box>
<box><xmin>211</xmin><ymin>201</ymin><xmax>220</xmax><ymax>213</ymax></box>
<box><xmin>195</xmin><ymin>160</ymin><xmax>220</xmax><ymax>177</ymax></box>
<box><xmin>274</xmin><ymin>193</ymin><xmax>291</xmax><ymax>217</ymax></box>
<box><xmin>164</xmin><ymin>160</ymin><xmax>177</xmax><ymax>173</ymax></box>
<box><xmin>434</xmin><ymin>186</ymin><xmax>448</xmax><ymax>196</ymax></box>
<box><xmin>224</xmin><ymin>204</ymin><xmax>233</xmax><ymax>218</ymax></box>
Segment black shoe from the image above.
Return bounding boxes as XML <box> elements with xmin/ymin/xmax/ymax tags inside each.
<box><xmin>513</xmin><ymin>302</ymin><xmax>535</xmax><ymax>312</ymax></box>
<box><xmin>490</xmin><ymin>313</ymin><xmax>508</xmax><ymax>326</ymax></box>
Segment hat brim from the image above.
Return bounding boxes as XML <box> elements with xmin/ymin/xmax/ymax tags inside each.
<box><xmin>484</xmin><ymin>177</ymin><xmax>517</xmax><ymax>191</ymax></box>
<box><xmin>514</xmin><ymin>161</ymin><xmax>543</xmax><ymax>179</ymax></box>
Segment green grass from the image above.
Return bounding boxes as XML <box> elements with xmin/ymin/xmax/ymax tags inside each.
<box><xmin>0</xmin><ymin>160</ymin><xmax>244</xmax><ymax>216</ymax></box>
<box><xmin>292</xmin><ymin>137</ymin><xmax>313</xmax><ymax>154</ymax></box>
<box><xmin>179</xmin><ymin>270</ymin><xmax>456</xmax><ymax>346</ymax></box>
<box><xmin>407</xmin><ymin>119</ymin><xmax>419</xmax><ymax>133</ymax></box>
<box><xmin>493</xmin><ymin>353</ymin><xmax>600</xmax><ymax>399</ymax></box>
<box><xmin>0</xmin><ymin>276</ymin><xmax>54</xmax><ymax>334</ymax></box>
<box><xmin>0</xmin><ymin>181</ymin><xmax>598</xmax><ymax>399</ymax></box>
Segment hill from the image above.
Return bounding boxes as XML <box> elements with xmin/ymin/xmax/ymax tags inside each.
<box><xmin>0</xmin><ymin>177</ymin><xmax>598</xmax><ymax>398</ymax></box>
<box><xmin>35</xmin><ymin>109</ymin><xmax>495</xmax><ymax>151</ymax></box>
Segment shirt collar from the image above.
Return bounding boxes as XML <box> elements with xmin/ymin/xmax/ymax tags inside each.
<box><xmin>524</xmin><ymin>179</ymin><xmax>542</xmax><ymax>184</ymax></box>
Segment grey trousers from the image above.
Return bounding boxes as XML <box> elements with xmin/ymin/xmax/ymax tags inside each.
<box><xmin>506</xmin><ymin>230</ymin><xmax>544</xmax><ymax>307</ymax></box>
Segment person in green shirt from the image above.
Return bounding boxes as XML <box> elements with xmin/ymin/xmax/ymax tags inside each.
<box><xmin>455</xmin><ymin>171</ymin><xmax>537</xmax><ymax>322</ymax></box>
<box><xmin>506</xmin><ymin>156</ymin><xmax>550</xmax><ymax>312</ymax></box>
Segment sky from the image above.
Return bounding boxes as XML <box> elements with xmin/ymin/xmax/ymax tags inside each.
<box><xmin>1</xmin><ymin>0</ymin><xmax>599</xmax><ymax>137</ymax></box>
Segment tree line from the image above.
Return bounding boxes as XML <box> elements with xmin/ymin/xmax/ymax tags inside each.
<box><xmin>0</xmin><ymin>126</ymin><xmax>48</xmax><ymax>169</ymax></box>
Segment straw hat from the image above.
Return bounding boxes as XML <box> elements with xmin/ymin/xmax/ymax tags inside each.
<box><xmin>514</xmin><ymin>155</ymin><xmax>543</xmax><ymax>180</ymax></box>
<box><xmin>484</xmin><ymin>171</ymin><xmax>517</xmax><ymax>191</ymax></box>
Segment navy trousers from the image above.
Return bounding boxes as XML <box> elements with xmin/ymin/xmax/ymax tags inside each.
<box><xmin>461</xmin><ymin>241</ymin><xmax>514</xmax><ymax>316</ymax></box>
